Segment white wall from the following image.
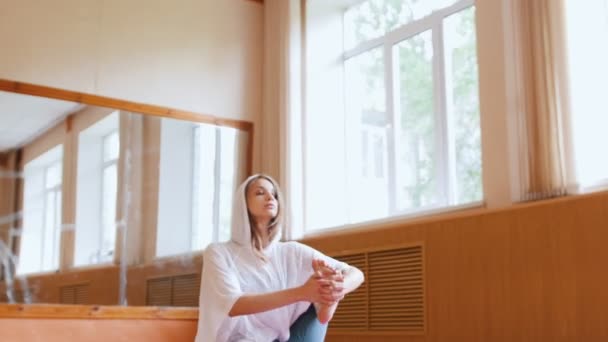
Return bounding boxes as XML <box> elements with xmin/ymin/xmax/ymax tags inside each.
<box><xmin>0</xmin><ymin>0</ymin><xmax>263</xmax><ymax>124</ymax></box>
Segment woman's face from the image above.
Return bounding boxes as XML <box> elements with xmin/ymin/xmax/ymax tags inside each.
<box><xmin>246</xmin><ymin>178</ymin><xmax>279</xmax><ymax>224</ymax></box>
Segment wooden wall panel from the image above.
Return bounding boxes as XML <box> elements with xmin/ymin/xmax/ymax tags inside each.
<box><xmin>2</xmin><ymin>266</ymin><xmax>122</xmax><ymax>305</ymax></box>
<box><xmin>0</xmin><ymin>254</ymin><xmax>203</xmax><ymax>307</ymax></box>
<box><xmin>305</xmin><ymin>191</ymin><xmax>608</xmax><ymax>342</ymax></box>
<box><xmin>126</xmin><ymin>253</ymin><xmax>203</xmax><ymax>306</ymax></box>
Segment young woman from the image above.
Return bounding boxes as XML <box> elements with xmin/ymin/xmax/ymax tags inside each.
<box><xmin>195</xmin><ymin>174</ymin><xmax>365</xmax><ymax>342</ymax></box>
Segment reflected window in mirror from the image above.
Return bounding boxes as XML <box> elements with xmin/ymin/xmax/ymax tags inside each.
<box><xmin>74</xmin><ymin>112</ymin><xmax>120</xmax><ymax>266</ymax></box>
<box><xmin>18</xmin><ymin>145</ymin><xmax>63</xmax><ymax>275</ymax></box>
<box><xmin>156</xmin><ymin>120</ymin><xmax>240</xmax><ymax>257</ymax></box>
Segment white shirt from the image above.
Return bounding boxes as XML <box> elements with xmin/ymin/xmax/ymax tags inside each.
<box><xmin>196</xmin><ymin>241</ymin><xmax>346</xmax><ymax>342</ymax></box>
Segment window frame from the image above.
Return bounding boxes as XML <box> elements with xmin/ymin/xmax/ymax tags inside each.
<box><xmin>304</xmin><ymin>0</ymin><xmax>480</xmax><ymax>232</ymax></box>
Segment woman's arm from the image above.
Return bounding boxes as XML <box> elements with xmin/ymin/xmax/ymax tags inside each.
<box><xmin>314</xmin><ymin>262</ymin><xmax>365</xmax><ymax>324</ymax></box>
<box><xmin>228</xmin><ymin>274</ymin><xmax>339</xmax><ymax>317</ymax></box>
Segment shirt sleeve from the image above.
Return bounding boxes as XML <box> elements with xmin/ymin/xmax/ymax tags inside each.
<box><xmin>195</xmin><ymin>244</ymin><xmax>243</xmax><ymax>342</ymax></box>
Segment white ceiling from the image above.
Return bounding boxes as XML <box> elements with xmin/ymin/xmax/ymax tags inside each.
<box><xmin>0</xmin><ymin>91</ymin><xmax>83</xmax><ymax>152</ymax></box>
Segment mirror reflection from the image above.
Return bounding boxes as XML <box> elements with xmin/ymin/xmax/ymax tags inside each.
<box><xmin>0</xmin><ymin>90</ymin><xmax>251</xmax><ymax>306</ymax></box>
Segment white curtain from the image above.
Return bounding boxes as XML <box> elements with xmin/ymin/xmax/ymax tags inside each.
<box><xmin>261</xmin><ymin>0</ymin><xmax>305</xmax><ymax>240</ymax></box>
<box><xmin>504</xmin><ymin>0</ymin><xmax>576</xmax><ymax>202</ymax></box>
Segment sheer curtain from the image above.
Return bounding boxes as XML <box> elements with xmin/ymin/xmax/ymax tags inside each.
<box><xmin>506</xmin><ymin>0</ymin><xmax>575</xmax><ymax>201</ymax></box>
<box><xmin>262</xmin><ymin>0</ymin><xmax>305</xmax><ymax>240</ymax></box>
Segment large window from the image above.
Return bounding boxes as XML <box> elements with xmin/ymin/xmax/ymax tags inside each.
<box><xmin>156</xmin><ymin>120</ymin><xmax>241</xmax><ymax>257</ymax></box>
<box><xmin>305</xmin><ymin>0</ymin><xmax>481</xmax><ymax>230</ymax></box>
<box><xmin>190</xmin><ymin>124</ymin><xmax>238</xmax><ymax>250</ymax></box>
<box><xmin>564</xmin><ymin>0</ymin><xmax>608</xmax><ymax>191</ymax></box>
<box><xmin>74</xmin><ymin>112</ymin><xmax>120</xmax><ymax>266</ymax></box>
<box><xmin>18</xmin><ymin>145</ymin><xmax>63</xmax><ymax>275</ymax></box>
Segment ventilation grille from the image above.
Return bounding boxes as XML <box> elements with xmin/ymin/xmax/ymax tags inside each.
<box><xmin>146</xmin><ymin>273</ymin><xmax>200</xmax><ymax>307</ymax></box>
<box><xmin>59</xmin><ymin>284</ymin><xmax>89</xmax><ymax>304</ymax></box>
<box><xmin>330</xmin><ymin>245</ymin><xmax>425</xmax><ymax>333</ymax></box>
<box><xmin>331</xmin><ymin>253</ymin><xmax>368</xmax><ymax>330</ymax></box>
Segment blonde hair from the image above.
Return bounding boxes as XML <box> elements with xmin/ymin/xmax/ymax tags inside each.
<box><xmin>244</xmin><ymin>174</ymin><xmax>284</xmax><ymax>261</ymax></box>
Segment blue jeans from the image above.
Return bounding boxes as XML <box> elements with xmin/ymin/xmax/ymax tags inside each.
<box><xmin>273</xmin><ymin>304</ymin><xmax>328</xmax><ymax>342</ymax></box>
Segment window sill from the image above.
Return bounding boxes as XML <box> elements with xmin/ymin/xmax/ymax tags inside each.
<box><xmin>68</xmin><ymin>262</ymin><xmax>116</xmax><ymax>272</ymax></box>
<box><xmin>302</xmin><ymin>200</ymin><xmax>486</xmax><ymax>239</ymax></box>
<box><xmin>572</xmin><ymin>178</ymin><xmax>608</xmax><ymax>195</ymax></box>
<box><xmin>15</xmin><ymin>269</ymin><xmax>61</xmax><ymax>278</ymax></box>
<box><xmin>151</xmin><ymin>250</ymin><xmax>204</xmax><ymax>265</ymax></box>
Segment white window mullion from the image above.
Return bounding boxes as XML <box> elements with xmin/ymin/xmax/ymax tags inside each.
<box><xmin>101</xmin><ymin>159</ymin><xmax>116</xmax><ymax>169</ymax></box>
<box><xmin>212</xmin><ymin>127</ymin><xmax>221</xmax><ymax>242</ymax></box>
<box><xmin>440</xmin><ymin>20</ymin><xmax>458</xmax><ymax>205</ymax></box>
<box><xmin>432</xmin><ymin>19</ymin><xmax>452</xmax><ymax>206</ymax></box>
<box><xmin>386</xmin><ymin>14</ymin><xmax>434</xmax><ymax>46</ymax></box>
<box><xmin>384</xmin><ymin>40</ymin><xmax>398</xmax><ymax>215</ymax></box>
<box><xmin>344</xmin><ymin>36</ymin><xmax>386</xmax><ymax>60</ymax></box>
<box><xmin>342</xmin><ymin>59</ymin><xmax>354</xmax><ymax>225</ymax></box>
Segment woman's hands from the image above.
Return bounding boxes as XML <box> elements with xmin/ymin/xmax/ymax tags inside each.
<box><xmin>297</xmin><ymin>259</ymin><xmax>345</xmax><ymax>305</ymax></box>
<box><xmin>312</xmin><ymin>259</ymin><xmax>346</xmax><ymax>303</ymax></box>
<box><xmin>310</xmin><ymin>259</ymin><xmax>346</xmax><ymax>324</ymax></box>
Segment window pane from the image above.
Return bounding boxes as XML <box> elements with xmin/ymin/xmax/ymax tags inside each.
<box><xmin>42</xmin><ymin>191</ymin><xmax>55</xmax><ymax>270</ymax></box>
<box><xmin>394</xmin><ymin>30</ymin><xmax>439</xmax><ymax>211</ymax></box>
<box><xmin>218</xmin><ymin>127</ymin><xmax>237</xmax><ymax>243</ymax></box>
<box><xmin>42</xmin><ymin>189</ymin><xmax>61</xmax><ymax>271</ymax></box>
<box><xmin>344</xmin><ymin>46</ymin><xmax>389</xmax><ymax>223</ymax></box>
<box><xmin>74</xmin><ymin>113</ymin><xmax>118</xmax><ymax>266</ymax></box>
<box><xmin>18</xmin><ymin>146</ymin><xmax>63</xmax><ymax>274</ymax></box>
<box><xmin>53</xmin><ymin>191</ymin><xmax>62</xmax><ymax>268</ymax></box>
<box><xmin>191</xmin><ymin>125</ymin><xmax>216</xmax><ymax>251</ymax></box>
<box><xmin>345</xmin><ymin>0</ymin><xmax>460</xmax><ymax>50</ymax></box>
<box><xmin>103</xmin><ymin>131</ymin><xmax>120</xmax><ymax>162</ymax></box>
<box><xmin>101</xmin><ymin>163</ymin><xmax>118</xmax><ymax>261</ymax></box>
<box><xmin>444</xmin><ymin>7</ymin><xmax>482</xmax><ymax>203</ymax></box>
<box><xmin>18</xmin><ymin>170</ymin><xmax>44</xmax><ymax>275</ymax></box>
<box><xmin>45</xmin><ymin>163</ymin><xmax>62</xmax><ymax>189</ymax></box>
<box><xmin>565</xmin><ymin>0</ymin><xmax>608</xmax><ymax>187</ymax></box>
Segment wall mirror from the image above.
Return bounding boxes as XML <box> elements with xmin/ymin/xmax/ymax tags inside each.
<box><xmin>0</xmin><ymin>80</ymin><xmax>252</xmax><ymax>307</ymax></box>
